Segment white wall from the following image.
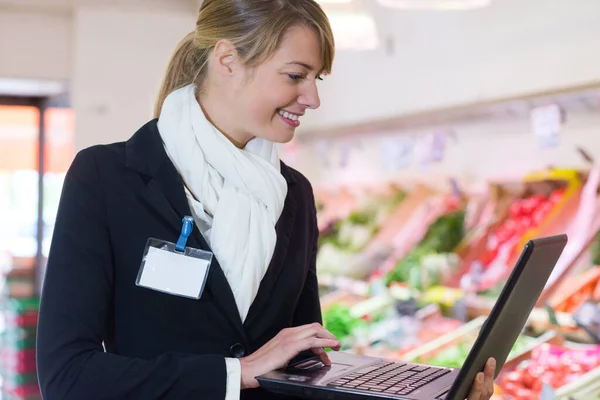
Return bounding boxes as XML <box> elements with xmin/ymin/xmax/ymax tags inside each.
<box><xmin>72</xmin><ymin>6</ymin><xmax>195</xmax><ymax>150</ymax></box>
<box><xmin>288</xmin><ymin>108</ymin><xmax>600</xmax><ymax>190</ymax></box>
<box><xmin>0</xmin><ymin>9</ymin><xmax>71</xmax><ymax>81</ymax></box>
<box><xmin>1</xmin><ymin>0</ymin><xmax>599</xmax><ymax>155</ymax></box>
<box><xmin>300</xmin><ymin>0</ymin><xmax>600</xmax><ymax>131</ymax></box>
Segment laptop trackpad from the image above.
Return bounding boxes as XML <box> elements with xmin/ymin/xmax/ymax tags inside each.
<box><xmin>286</xmin><ymin>358</ymin><xmax>326</xmax><ymax>372</ymax></box>
<box><xmin>284</xmin><ymin>357</ymin><xmax>355</xmax><ymax>385</ymax></box>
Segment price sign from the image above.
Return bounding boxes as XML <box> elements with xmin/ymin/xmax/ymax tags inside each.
<box><xmin>530</xmin><ymin>104</ymin><xmax>563</xmax><ymax>148</ymax></box>
<box><xmin>314</xmin><ymin>140</ymin><xmax>330</xmax><ymax>167</ymax></box>
<box><xmin>381</xmin><ymin>136</ymin><xmax>414</xmax><ymax>171</ymax></box>
<box><xmin>415</xmin><ymin>131</ymin><xmax>449</xmax><ymax>167</ymax></box>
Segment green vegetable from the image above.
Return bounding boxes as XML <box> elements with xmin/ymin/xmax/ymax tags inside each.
<box><xmin>386</xmin><ymin>210</ymin><xmax>466</xmax><ymax>286</ymax></box>
<box><xmin>322</xmin><ymin>304</ymin><xmax>365</xmax><ymax>340</ymax></box>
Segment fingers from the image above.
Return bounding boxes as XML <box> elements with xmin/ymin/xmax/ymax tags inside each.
<box><xmin>294</xmin><ymin>323</ymin><xmax>339</xmax><ymax>342</ymax></box>
<box><xmin>467</xmin><ymin>372</ymin><xmax>485</xmax><ymax>400</ymax></box>
<box><xmin>299</xmin><ymin>337</ymin><xmax>341</xmax><ymax>354</ymax></box>
<box><xmin>312</xmin><ymin>347</ymin><xmax>332</xmax><ymax>366</ymax></box>
<box><xmin>241</xmin><ymin>323</ymin><xmax>341</xmax><ymax>384</ymax></box>
<box><xmin>482</xmin><ymin>358</ymin><xmax>496</xmax><ymax>399</ymax></box>
<box><xmin>484</xmin><ymin>358</ymin><xmax>496</xmax><ymax>378</ymax></box>
<box><xmin>467</xmin><ymin>359</ymin><xmax>496</xmax><ymax>400</ymax></box>
<box><xmin>282</xmin><ymin>324</ymin><xmax>340</xmax><ymax>356</ymax></box>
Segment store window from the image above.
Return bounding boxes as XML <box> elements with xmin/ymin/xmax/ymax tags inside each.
<box><xmin>0</xmin><ymin>105</ymin><xmax>40</xmax><ymax>269</ymax></box>
<box><xmin>42</xmin><ymin>107</ymin><xmax>75</xmax><ymax>258</ymax></box>
<box><xmin>0</xmin><ymin>99</ymin><xmax>74</xmax><ymax>400</ymax></box>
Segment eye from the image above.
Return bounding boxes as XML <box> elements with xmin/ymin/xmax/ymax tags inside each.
<box><xmin>288</xmin><ymin>74</ymin><xmax>304</xmax><ymax>82</ymax></box>
<box><xmin>316</xmin><ymin>75</ymin><xmax>323</xmax><ymax>81</ymax></box>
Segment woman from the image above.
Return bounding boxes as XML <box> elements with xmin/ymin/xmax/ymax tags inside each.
<box><xmin>36</xmin><ymin>0</ymin><xmax>496</xmax><ymax>399</ymax></box>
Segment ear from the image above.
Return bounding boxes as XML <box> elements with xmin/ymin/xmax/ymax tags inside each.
<box><xmin>212</xmin><ymin>39</ymin><xmax>239</xmax><ymax>77</ymax></box>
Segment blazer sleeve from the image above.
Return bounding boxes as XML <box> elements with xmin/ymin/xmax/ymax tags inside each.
<box><xmin>291</xmin><ymin>186</ymin><xmax>323</xmax><ymax>327</ymax></box>
<box><xmin>36</xmin><ymin>149</ymin><xmax>227</xmax><ymax>400</ymax></box>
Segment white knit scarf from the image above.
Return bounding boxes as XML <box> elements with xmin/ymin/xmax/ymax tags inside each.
<box><xmin>157</xmin><ymin>84</ymin><xmax>288</xmax><ymax>322</ymax></box>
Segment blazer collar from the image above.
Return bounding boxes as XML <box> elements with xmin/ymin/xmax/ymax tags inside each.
<box><xmin>125</xmin><ymin>119</ymin><xmax>298</xmax><ymax>342</ymax></box>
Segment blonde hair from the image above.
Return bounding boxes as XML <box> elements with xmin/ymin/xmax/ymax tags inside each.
<box><xmin>154</xmin><ymin>0</ymin><xmax>335</xmax><ymax>118</ymax></box>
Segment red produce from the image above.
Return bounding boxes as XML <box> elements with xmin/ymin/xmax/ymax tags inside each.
<box><xmin>500</xmin><ymin>344</ymin><xmax>600</xmax><ymax>398</ymax></box>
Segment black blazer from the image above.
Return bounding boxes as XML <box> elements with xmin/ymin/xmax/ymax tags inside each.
<box><xmin>36</xmin><ymin>120</ymin><xmax>322</xmax><ymax>400</ymax></box>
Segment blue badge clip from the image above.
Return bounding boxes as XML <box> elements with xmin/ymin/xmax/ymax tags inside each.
<box><xmin>175</xmin><ymin>216</ymin><xmax>195</xmax><ymax>252</ymax></box>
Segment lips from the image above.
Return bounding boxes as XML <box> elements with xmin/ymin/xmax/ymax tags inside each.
<box><xmin>277</xmin><ymin>109</ymin><xmax>301</xmax><ymax>121</ymax></box>
<box><xmin>277</xmin><ymin>109</ymin><xmax>301</xmax><ymax>127</ymax></box>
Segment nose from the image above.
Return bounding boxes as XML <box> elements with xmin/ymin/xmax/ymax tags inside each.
<box><xmin>298</xmin><ymin>80</ymin><xmax>321</xmax><ymax>110</ymax></box>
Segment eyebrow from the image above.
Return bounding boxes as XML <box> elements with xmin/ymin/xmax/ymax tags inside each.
<box><xmin>286</xmin><ymin>61</ymin><xmax>315</xmax><ymax>71</ymax></box>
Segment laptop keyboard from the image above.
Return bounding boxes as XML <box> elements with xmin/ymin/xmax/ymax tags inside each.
<box><xmin>328</xmin><ymin>361</ymin><xmax>451</xmax><ymax>396</ymax></box>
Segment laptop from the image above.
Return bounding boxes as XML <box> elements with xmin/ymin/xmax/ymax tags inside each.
<box><xmin>257</xmin><ymin>234</ymin><xmax>568</xmax><ymax>400</ymax></box>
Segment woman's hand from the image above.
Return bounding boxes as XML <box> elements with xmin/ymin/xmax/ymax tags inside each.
<box><xmin>467</xmin><ymin>358</ymin><xmax>496</xmax><ymax>400</ymax></box>
<box><xmin>239</xmin><ymin>323</ymin><xmax>341</xmax><ymax>390</ymax></box>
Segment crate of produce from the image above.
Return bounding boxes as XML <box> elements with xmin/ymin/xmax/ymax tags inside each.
<box><xmin>547</xmin><ymin>266</ymin><xmax>600</xmax><ymax>313</ymax></box>
<box><xmin>454</xmin><ymin>169</ymin><xmax>582</xmax><ymax>294</ymax></box>
<box><xmin>316</xmin><ymin>185</ymin><xmax>408</xmax><ymax>280</ymax></box>
<box><xmin>384</xmin><ymin>203</ymin><xmax>467</xmax><ymax>290</ymax></box>
<box><xmin>497</xmin><ymin>342</ymin><xmax>600</xmax><ymax>399</ymax></box>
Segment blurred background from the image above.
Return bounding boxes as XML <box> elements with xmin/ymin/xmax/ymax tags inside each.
<box><xmin>1</xmin><ymin>0</ymin><xmax>600</xmax><ymax>399</ymax></box>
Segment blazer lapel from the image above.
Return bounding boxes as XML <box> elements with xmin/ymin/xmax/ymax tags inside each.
<box><xmin>244</xmin><ymin>164</ymin><xmax>298</xmax><ymax>330</ymax></box>
<box><xmin>125</xmin><ymin>120</ymin><xmax>247</xmax><ymax>342</ymax></box>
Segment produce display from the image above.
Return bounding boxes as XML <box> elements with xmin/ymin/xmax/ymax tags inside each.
<box><xmin>357</xmin><ymin>314</ymin><xmax>465</xmax><ymax>359</ymax></box>
<box><xmin>0</xmin><ymin>297</ymin><xmax>41</xmax><ymax>400</ymax></box>
<box><xmin>417</xmin><ymin>335</ymin><xmax>534</xmax><ymax>369</ymax></box>
<box><xmin>322</xmin><ymin>303</ymin><xmax>366</xmax><ymax>342</ymax></box>
<box><xmin>385</xmin><ymin>209</ymin><xmax>466</xmax><ymax>289</ymax></box>
<box><xmin>317</xmin><ymin>188</ymin><xmax>406</xmax><ymax>279</ymax></box>
<box><xmin>468</xmin><ymin>189</ymin><xmax>565</xmax><ymax>292</ymax></box>
<box><xmin>313</xmin><ymin>166</ymin><xmax>600</xmax><ymax>396</ymax></box>
<box><xmin>548</xmin><ymin>267</ymin><xmax>600</xmax><ymax>313</ymax></box>
<box><xmin>500</xmin><ymin>343</ymin><xmax>600</xmax><ymax>399</ymax></box>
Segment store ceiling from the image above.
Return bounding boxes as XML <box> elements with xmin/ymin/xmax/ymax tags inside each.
<box><xmin>0</xmin><ymin>0</ymin><xmax>194</xmax><ymax>13</ymax></box>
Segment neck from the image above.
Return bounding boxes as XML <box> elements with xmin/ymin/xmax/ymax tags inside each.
<box><xmin>197</xmin><ymin>90</ymin><xmax>252</xmax><ymax>149</ymax></box>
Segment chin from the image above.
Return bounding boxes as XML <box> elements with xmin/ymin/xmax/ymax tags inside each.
<box><xmin>264</xmin><ymin>128</ymin><xmax>295</xmax><ymax>144</ymax></box>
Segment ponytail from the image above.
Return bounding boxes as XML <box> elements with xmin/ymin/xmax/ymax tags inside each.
<box><xmin>153</xmin><ymin>31</ymin><xmax>209</xmax><ymax>118</ymax></box>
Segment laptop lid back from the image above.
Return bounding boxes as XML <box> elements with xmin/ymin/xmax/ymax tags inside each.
<box><xmin>446</xmin><ymin>234</ymin><xmax>567</xmax><ymax>400</ymax></box>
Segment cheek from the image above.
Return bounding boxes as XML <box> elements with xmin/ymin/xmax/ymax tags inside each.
<box><xmin>242</xmin><ymin>79</ymin><xmax>298</xmax><ymax>125</ymax></box>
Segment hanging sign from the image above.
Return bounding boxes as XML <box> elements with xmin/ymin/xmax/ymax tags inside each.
<box><xmin>339</xmin><ymin>139</ymin><xmax>357</xmax><ymax>169</ymax></box>
<box><xmin>530</xmin><ymin>104</ymin><xmax>564</xmax><ymax>149</ymax></box>
<box><xmin>380</xmin><ymin>136</ymin><xmax>414</xmax><ymax>171</ymax></box>
<box><xmin>314</xmin><ymin>140</ymin><xmax>331</xmax><ymax>168</ymax></box>
<box><xmin>415</xmin><ymin>131</ymin><xmax>449</xmax><ymax>168</ymax></box>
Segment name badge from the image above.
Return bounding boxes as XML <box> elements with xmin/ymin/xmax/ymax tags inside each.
<box><xmin>136</xmin><ymin>216</ymin><xmax>212</xmax><ymax>300</ymax></box>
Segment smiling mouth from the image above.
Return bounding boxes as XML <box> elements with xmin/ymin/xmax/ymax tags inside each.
<box><xmin>277</xmin><ymin>109</ymin><xmax>301</xmax><ymax>127</ymax></box>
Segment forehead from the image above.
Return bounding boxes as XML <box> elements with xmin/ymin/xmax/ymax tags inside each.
<box><xmin>270</xmin><ymin>25</ymin><xmax>322</xmax><ymax>71</ymax></box>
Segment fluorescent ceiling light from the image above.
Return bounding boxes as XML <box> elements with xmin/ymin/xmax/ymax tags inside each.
<box><xmin>376</xmin><ymin>0</ymin><xmax>492</xmax><ymax>10</ymax></box>
<box><xmin>328</xmin><ymin>13</ymin><xmax>379</xmax><ymax>51</ymax></box>
<box><xmin>0</xmin><ymin>78</ymin><xmax>67</xmax><ymax>97</ymax></box>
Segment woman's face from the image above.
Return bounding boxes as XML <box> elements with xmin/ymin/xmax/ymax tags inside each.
<box><xmin>220</xmin><ymin>25</ymin><xmax>324</xmax><ymax>145</ymax></box>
